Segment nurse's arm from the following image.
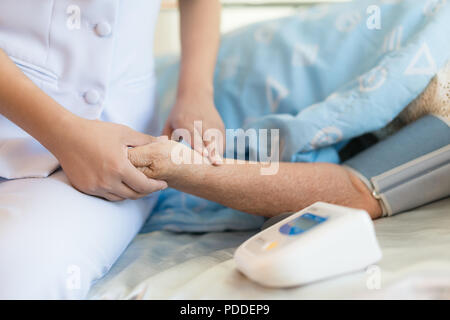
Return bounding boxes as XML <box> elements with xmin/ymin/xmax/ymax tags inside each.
<box><xmin>0</xmin><ymin>48</ymin><xmax>78</xmax><ymax>148</ymax></box>
<box><xmin>128</xmin><ymin>141</ymin><xmax>382</xmax><ymax>219</ymax></box>
<box><xmin>177</xmin><ymin>0</ymin><xmax>220</xmax><ymax>96</ymax></box>
<box><xmin>0</xmin><ymin>49</ymin><xmax>166</xmax><ymax>200</ymax></box>
<box><xmin>162</xmin><ymin>0</ymin><xmax>224</xmax><ymax>162</ymax></box>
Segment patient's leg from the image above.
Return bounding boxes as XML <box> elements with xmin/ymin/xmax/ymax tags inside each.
<box><xmin>129</xmin><ymin>142</ymin><xmax>382</xmax><ymax>219</ymax></box>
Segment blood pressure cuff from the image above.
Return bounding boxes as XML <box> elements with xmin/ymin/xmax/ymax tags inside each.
<box><xmin>343</xmin><ymin>115</ymin><xmax>450</xmax><ymax>217</ymax></box>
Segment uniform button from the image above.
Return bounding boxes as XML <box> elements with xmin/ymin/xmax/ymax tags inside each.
<box><xmin>95</xmin><ymin>22</ymin><xmax>112</xmax><ymax>37</ymax></box>
<box><xmin>84</xmin><ymin>90</ymin><xmax>100</xmax><ymax>105</ymax></box>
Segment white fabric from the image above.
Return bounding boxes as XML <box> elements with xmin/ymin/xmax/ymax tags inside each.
<box><xmin>0</xmin><ymin>170</ymin><xmax>158</xmax><ymax>299</ymax></box>
<box><xmin>0</xmin><ymin>1</ymin><xmax>162</xmax><ymax>298</ymax></box>
<box><xmin>0</xmin><ymin>0</ymin><xmax>162</xmax><ymax>179</ymax></box>
<box><xmin>88</xmin><ymin>198</ymin><xmax>450</xmax><ymax>300</ymax></box>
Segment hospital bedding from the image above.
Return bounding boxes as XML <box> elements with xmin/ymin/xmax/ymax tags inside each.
<box><xmin>88</xmin><ymin>197</ymin><xmax>450</xmax><ymax>299</ymax></box>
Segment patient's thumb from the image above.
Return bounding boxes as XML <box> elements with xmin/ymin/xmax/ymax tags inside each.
<box><xmin>128</xmin><ymin>145</ymin><xmax>152</xmax><ymax>167</ymax></box>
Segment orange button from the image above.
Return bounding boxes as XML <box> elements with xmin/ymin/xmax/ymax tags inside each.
<box><xmin>263</xmin><ymin>241</ymin><xmax>278</xmax><ymax>251</ymax></box>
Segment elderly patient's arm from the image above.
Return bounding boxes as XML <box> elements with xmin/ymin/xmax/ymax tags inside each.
<box><xmin>129</xmin><ymin>141</ymin><xmax>382</xmax><ymax>219</ymax></box>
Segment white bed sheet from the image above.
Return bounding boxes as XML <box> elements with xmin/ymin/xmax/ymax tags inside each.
<box><xmin>88</xmin><ymin>197</ymin><xmax>450</xmax><ymax>300</ymax></box>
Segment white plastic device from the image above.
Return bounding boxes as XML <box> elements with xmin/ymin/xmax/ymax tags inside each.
<box><xmin>234</xmin><ymin>202</ymin><xmax>382</xmax><ymax>287</ymax></box>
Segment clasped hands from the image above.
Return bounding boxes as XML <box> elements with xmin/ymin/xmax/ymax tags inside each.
<box><xmin>128</xmin><ymin>135</ymin><xmax>216</xmax><ymax>185</ymax></box>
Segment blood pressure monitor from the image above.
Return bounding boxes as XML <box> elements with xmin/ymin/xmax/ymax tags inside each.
<box><xmin>234</xmin><ymin>202</ymin><xmax>382</xmax><ymax>287</ymax></box>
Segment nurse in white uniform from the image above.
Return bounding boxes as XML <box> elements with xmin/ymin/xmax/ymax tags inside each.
<box><xmin>0</xmin><ymin>0</ymin><xmax>223</xmax><ymax>299</ymax></box>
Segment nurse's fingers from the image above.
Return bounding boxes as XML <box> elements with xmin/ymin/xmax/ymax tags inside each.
<box><xmin>168</xmin><ymin>122</ymin><xmax>205</xmax><ymax>154</ymax></box>
<box><xmin>172</xmin><ymin>122</ymin><xmax>207</xmax><ymax>157</ymax></box>
<box><xmin>193</xmin><ymin>126</ymin><xmax>209</xmax><ymax>157</ymax></box>
<box><xmin>114</xmin><ymin>182</ymin><xmax>147</xmax><ymax>200</ymax></box>
<box><xmin>103</xmin><ymin>193</ymin><xmax>125</xmax><ymax>202</ymax></box>
<box><xmin>203</xmin><ymin>127</ymin><xmax>224</xmax><ymax>166</ymax></box>
<box><xmin>204</xmin><ymin>139</ymin><xmax>223</xmax><ymax>166</ymax></box>
<box><xmin>121</xmin><ymin>163</ymin><xmax>168</xmax><ymax>194</ymax></box>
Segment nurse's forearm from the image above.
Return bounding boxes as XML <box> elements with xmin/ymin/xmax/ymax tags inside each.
<box><xmin>177</xmin><ymin>0</ymin><xmax>221</xmax><ymax>98</ymax></box>
<box><xmin>155</xmin><ymin>160</ymin><xmax>382</xmax><ymax>219</ymax></box>
<box><xmin>0</xmin><ymin>49</ymin><xmax>78</xmax><ymax>150</ymax></box>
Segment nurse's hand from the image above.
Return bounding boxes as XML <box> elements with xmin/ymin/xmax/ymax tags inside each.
<box><xmin>50</xmin><ymin>118</ymin><xmax>168</xmax><ymax>201</ymax></box>
<box><xmin>162</xmin><ymin>93</ymin><xmax>225</xmax><ymax>165</ymax></box>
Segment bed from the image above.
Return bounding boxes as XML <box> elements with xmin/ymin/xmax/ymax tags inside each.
<box><xmin>86</xmin><ymin>1</ymin><xmax>450</xmax><ymax>300</ymax></box>
<box><xmin>88</xmin><ymin>197</ymin><xmax>450</xmax><ymax>300</ymax></box>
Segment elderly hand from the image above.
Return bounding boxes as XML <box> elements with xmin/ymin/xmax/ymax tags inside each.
<box><xmin>128</xmin><ymin>137</ymin><xmax>211</xmax><ymax>182</ymax></box>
